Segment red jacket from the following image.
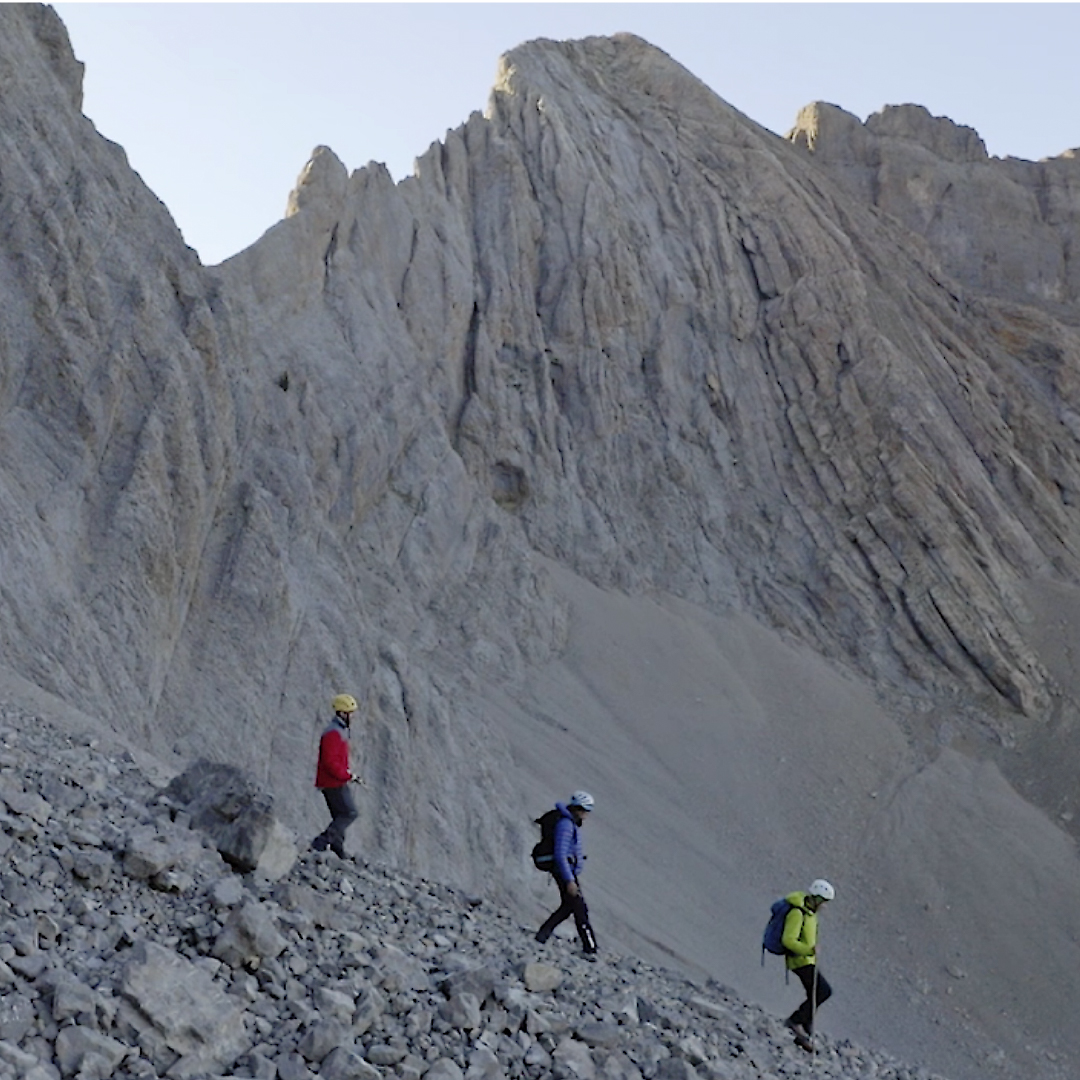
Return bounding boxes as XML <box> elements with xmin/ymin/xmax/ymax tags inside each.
<box><xmin>315</xmin><ymin>719</ymin><xmax>351</xmax><ymax>788</ymax></box>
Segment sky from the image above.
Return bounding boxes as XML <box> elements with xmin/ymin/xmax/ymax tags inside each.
<box><xmin>53</xmin><ymin>3</ymin><xmax>1080</xmax><ymax>267</ymax></box>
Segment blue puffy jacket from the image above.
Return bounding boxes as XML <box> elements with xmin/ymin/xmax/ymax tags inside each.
<box><xmin>551</xmin><ymin>802</ymin><xmax>584</xmax><ymax>883</ymax></box>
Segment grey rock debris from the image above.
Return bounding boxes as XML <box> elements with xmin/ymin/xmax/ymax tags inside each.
<box><xmin>0</xmin><ymin>708</ymin><xmax>947</xmax><ymax>1080</ymax></box>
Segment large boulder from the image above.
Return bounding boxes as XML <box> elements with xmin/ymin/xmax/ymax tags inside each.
<box><xmin>164</xmin><ymin>762</ymin><xmax>297</xmax><ymax>877</ymax></box>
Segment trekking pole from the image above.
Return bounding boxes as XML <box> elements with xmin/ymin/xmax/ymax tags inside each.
<box><xmin>810</xmin><ymin>960</ymin><xmax>819</xmax><ymax>1066</ymax></box>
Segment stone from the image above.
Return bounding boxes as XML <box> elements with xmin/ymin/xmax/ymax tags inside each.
<box><xmin>673</xmin><ymin>1035</ymin><xmax>707</xmax><ymax>1066</ymax></box>
<box><xmin>313</xmin><ymin>987</ymin><xmax>355</xmax><ymax>1024</ymax></box>
<box><xmin>575</xmin><ymin>1023</ymin><xmax>621</xmax><ymax>1049</ymax></box>
<box><xmin>375</xmin><ymin>945</ymin><xmax>430</xmax><ymax>993</ymax></box>
<box><xmin>297</xmin><ymin>1018</ymin><xmax>349</xmax><ymax>1063</ymax></box>
<box><xmin>212</xmin><ymin>901</ymin><xmax>288</xmax><ymax>968</ymax></box>
<box><xmin>116</xmin><ymin>942</ymin><xmax>250</xmax><ymax>1074</ymax></box>
<box><xmin>598</xmin><ymin>994</ymin><xmax>638</xmax><ymax>1026</ymax></box>
<box><xmin>0</xmin><ymin>1038</ymin><xmax>39</xmax><ymax>1073</ymax></box>
<box><xmin>524</xmin><ymin>1011</ymin><xmax>550</xmax><ymax>1037</ymax></box>
<box><xmin>522</xmin><ymin>964</ymin><xmax>562</xmax><ymax>994</ymax></box>
<box><xmin>8</xmin><ymin>954</ymin><xmax>48</xmax><ymax>980</ymax></box>
<box><xmin>438</xmin><ymin>993</ymin><xmax>481</xmax><ymax>1032</ymax></box>
<box><xmin>464</xmin><ymin>1046</ymin><xmax>502</xmax><ymax>1080</ymax></box>
<box><xmin>596</xmin><ymin>1052</ymin><xmax>642</xmax><ymax>1080</ymax></box>
<box><xmin>235</xmin><ymin>1050</ymin><xmax>278</xmax><ymax>1079</ymax></box>
<box><xmin>351</xmin><ymin>986</ymin><xmax>385</xmax><ymax>1036</ymax></box>
<box><xmin>52</xmin><ymin>1026</ymin><xmax>127</xmax><ymax>1078</ymax></box>
<box><xmin>686</xmin><ymin>999</ymin><xmax>724</xmax><ymax>1023</ymax></box>
<box><xmin>0</xmin><ymin>994</ymin><xmax>36</xmax><ymax>1043</ymax></box>
<box><xmin>52</xmin><ymin>980</ymin><xmax>99</xmax><ymax>1025</ymax></box>
<box><xmin>423</xmin><ymin>1060</ymin><xmax>465</xmax><ymax>1080</ymax></box>
<box><xmin>523</xmin><ymin>1043</ymin><xmax>551</xmax><ymax>1068</ymax></box>
<box><xmin>319</xmin><ymin>1047</ymin><xmax>380</xmax><ymax>1080</ymax></box>
<box><xmin>210</xmin><ymin>876</ymin><xmax>247</xmax><ymax>909</ymax></box>
<box><xmin>552</xmin><ymin>1037</ymin><xmax>596</xmax><ymax>1080</ymax></box>
<box><xmin>272</xmin><ymin>884</ymin><xmax>342</xmax><ymax>930</ymax></box>
<box><xmin>366</xmin><ymin>1043</ymin><xmax>407</xmax><ymax>1066</ymax></box>
<box><xmin>26</xmin><ymin>1067</ymin><xmax>62</xmax><ymax>1080</ymax></box>
<box><xmin>274</xmin><ymin>1052</ymin><xmax>314</xmax><ymax>1080</ymax></box>
<box><xmin>655</xmin><ymin>1061</ymin><xmax>699</xmax><ymax>1080</ymax></box>
<box><xmin>438</xmin><ymin>966</ymin><xmax>495</xmax><ymax>1003</ymax></box>
<box><xmin>404</xmin><ymin>1008</ymin><xmax>432</xmax><ymax>1039</ymax></box>
<box><xmin>122</xmin><ymin>828</ymin><xmax>175</xmax><ymax>881</ymax></box>
<box><xmin>0</xmin><ymin>783</ymin><xmax>52</xmax><ymax>825</ymax></box>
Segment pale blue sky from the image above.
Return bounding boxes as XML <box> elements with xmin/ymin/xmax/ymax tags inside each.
<box><xmin>54</xmin><ymin>3</ymin><xmax>1080</xmax><ymax>266</ymax></box>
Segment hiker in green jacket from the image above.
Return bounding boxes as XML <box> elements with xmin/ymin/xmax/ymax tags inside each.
<box><xmin>782</xmin><ymin>879</ymin><xmax>835</xmax><ymax>1051</ymax></box>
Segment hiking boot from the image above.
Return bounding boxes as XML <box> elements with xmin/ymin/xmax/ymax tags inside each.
<box><xmin>784</xmin><ymin>1019</ymin><xmax>813</xmax><ymax>1052</ymax></box>
<box><xmin>311</xmin><ymin>836</ymin><xmax>328</xmax><ymax>852</ymax></box>
<box><xmin>534</xmin><ymin>928</ymin><xmax>551</xmax><ymax>944</ymax></box>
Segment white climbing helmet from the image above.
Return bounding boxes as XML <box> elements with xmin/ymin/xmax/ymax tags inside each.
<box><xmin>809</xmin><ymin>879</ymin><xmax>835</xmax><ymax>901</ymax></box>
<box><xmin>569</xmin><ymin>791</ymin><xmax>595</xmax><ymax>812</ymax></box>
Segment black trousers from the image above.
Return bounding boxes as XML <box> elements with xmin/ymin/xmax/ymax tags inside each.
<box><xmin>788</xmin><ymin>965</ymin><xmax>832</xmax><ymax>1034</ymax></box>
<box><xmin>314</xmin><ymin>784</ymin><xmax>358</xmax><ymax>855</ymax></box>
<box><xmin>536</xmin><ymin>876</ymin><xmax>597</xmax><ymax>953</ymax></box>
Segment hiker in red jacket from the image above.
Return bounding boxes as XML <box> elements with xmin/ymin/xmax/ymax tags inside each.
<box><xmin>312</xmin><ymin>693</ymin><xmax>361</xmax><ymax>857</ymax></box>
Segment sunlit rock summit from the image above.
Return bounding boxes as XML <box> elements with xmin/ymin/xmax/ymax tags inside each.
<box><xmin>3</xmin><ymin>8</ymin><xmax>1080</xmax><ymax>1080</ymax></box>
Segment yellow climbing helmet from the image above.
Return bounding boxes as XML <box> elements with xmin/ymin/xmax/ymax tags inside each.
<box><xmin>332</xmin><ymin>693</ymin><xmax>358</xmax><ymax>714</ymax></box>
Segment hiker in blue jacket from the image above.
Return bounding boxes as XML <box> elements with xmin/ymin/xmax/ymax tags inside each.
<box><xmin>534</xmin><ymin>791</ymin><xmax>598</xmax><ymax>957</ymax></box>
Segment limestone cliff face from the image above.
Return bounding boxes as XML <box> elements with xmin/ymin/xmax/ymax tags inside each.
<box><xmin>225</xmin><ymin>35</ymin><xmax>1080</xmax><ymax>732</ymax></box>
<box><xmin>788</xmin><ymin>101</ymin><xmax>1080</xmax><ymax>315</ymax></box>
<box><xmin>5</xmin><ymin>9</ymin><xmax>1080</xmax><ymax>881</ymax></box>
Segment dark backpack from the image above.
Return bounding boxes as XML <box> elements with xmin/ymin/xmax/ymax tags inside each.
<box><xmin>531</xmin><ymin>808</ymin><xmax>562</xmax><ymax>871</ymax></box>
<box><xmin>762</xmin><ymin>897</ymin><xmax>793</xmax><ymax>958</ymax></box>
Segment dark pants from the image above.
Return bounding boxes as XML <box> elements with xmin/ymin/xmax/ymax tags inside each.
<box><xmin>788</xmin><ymin>965</ymin><xmax>832</xmax><ymax>1034</ymax></box>
<box><xmin>313</xmin><ymin>784</ymin><xmax>358</xmax><ymax>856</ymax></box>
<box><xmin>536</xmin><ymin>876</ymin><xmax>597</xmax><ymax>953</ymax></box>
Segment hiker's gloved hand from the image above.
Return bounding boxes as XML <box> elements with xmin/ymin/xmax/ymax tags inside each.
<box><xmin>349</xmin><ymin>775</ymin><xmax>366</xmax><ymax>787</ymax></box>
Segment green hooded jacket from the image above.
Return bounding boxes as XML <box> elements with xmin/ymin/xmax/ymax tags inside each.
<box><xmin>781</xmin><ymin>891</ymin><xmax>818</xmax><ymax>971</ymax></box>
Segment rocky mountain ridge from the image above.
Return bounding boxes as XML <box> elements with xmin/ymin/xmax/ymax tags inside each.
<box><xmin>4</xmin><ymin>7</ymin><xmax>1080</xmax><ymax>1080</ymax></box>
<box><xmin>788</xmin><ymin>101</ymin><xmax>1080</xmax><ymax>317</ymax></box>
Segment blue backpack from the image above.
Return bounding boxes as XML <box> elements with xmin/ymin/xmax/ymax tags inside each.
<box><xmin>762</xmin><ymin>897</ymin><xmax>793</xmax><ymax>959</ymax></box>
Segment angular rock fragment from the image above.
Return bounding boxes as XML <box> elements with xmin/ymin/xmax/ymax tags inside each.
<box><xmin>212</xmin><ymin>900</ymin><xmax>288</xmax><ymax>968</ymax></box>
<box><xmin>115</xmin><ymin>942</ymin><xmax>251</xmax><ymax>1075</ymax></box>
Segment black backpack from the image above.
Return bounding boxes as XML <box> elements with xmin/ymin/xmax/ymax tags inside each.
<box><xmin>531</xmin><ymin>808</ymin><xmax>562</xmax><ymax>871</ymax></box>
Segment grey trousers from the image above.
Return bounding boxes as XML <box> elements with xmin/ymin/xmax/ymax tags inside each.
<box><xmin>314</xmin><ymin>784</ymin><xmax>358</xmax><ymax>855</ymax></box>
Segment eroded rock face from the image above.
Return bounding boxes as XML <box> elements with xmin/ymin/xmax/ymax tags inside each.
<box><xmin>788</xmin><ymin>101</ymin><xmax>1080</xmax><ymax>313</ymax></box>
<box><xmin>215</xmin><ymin>29</ymin><xmax>1080</xmax><ymax>741</ymax></box>
<box><xmin>5</xmin><ymin>7</ymin><xmax>1080</xmax><ymax>924</ymax></box>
